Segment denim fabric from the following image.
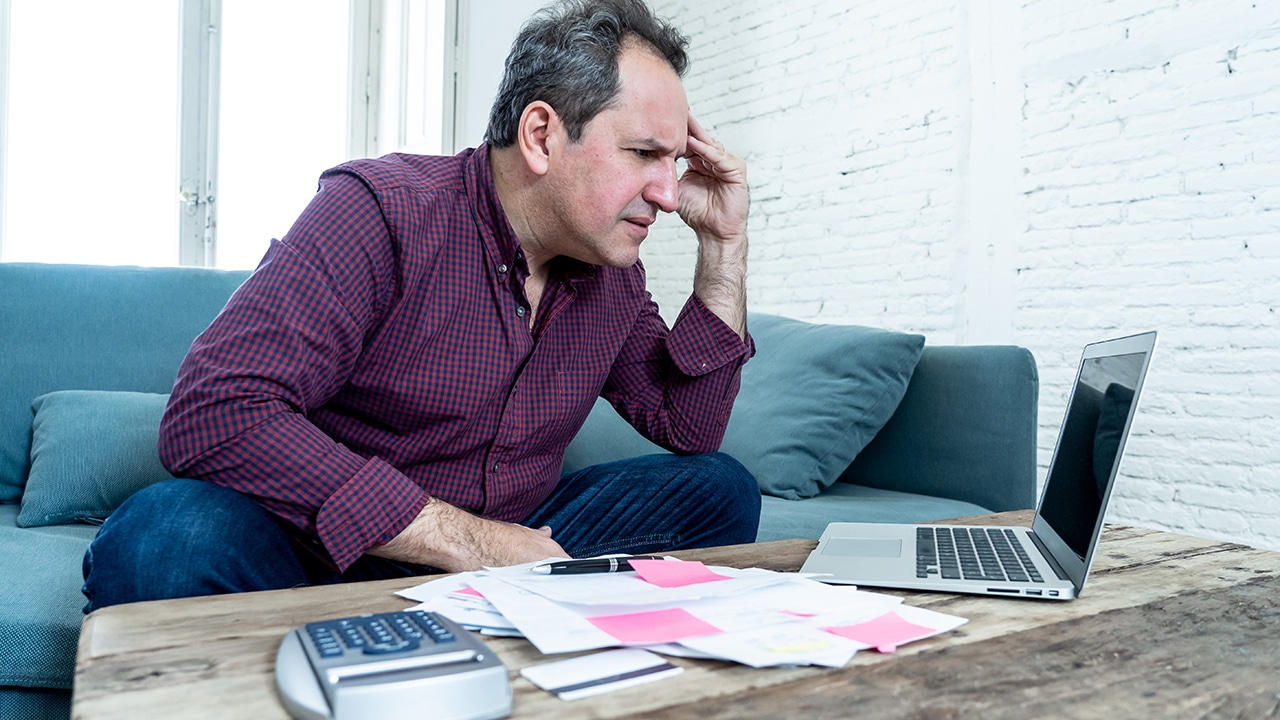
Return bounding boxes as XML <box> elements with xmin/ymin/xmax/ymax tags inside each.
<box><xmin>82</xmin><ymin>452</ymin><xmax>759</xmax><ymax>613</ymax></box>
<box><xmin>528</xmin><ymin>452</ymin><xmax>760</xmax><ymax>557</ymax></box>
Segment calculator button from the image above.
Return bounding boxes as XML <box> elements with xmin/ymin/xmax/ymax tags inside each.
<box><xmin>408</xmin><ymin>612</ymin><xmax>455</xmax><ymax>643</ymax></box>
<box><xmin>392</xmin><ymin>616</ymin><xmax>424</xmax><ymax>639</ymax></box>
<box><xmin>363</xmin><ymin>638</ymin><xmax>420</xmax><ymax>655</ymax></box>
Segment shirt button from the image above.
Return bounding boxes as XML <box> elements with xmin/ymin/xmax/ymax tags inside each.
<box><xmin>492</xmin><ymin>463</ymin><xmax>500</xmax><ymax>473</ymax></box>
<box><xmin>498</xmin><ymin>264</ymin><xmax>508</xmax><ymax>274</ymax></box>
<box><xmin>516</xmin><ymin>306</ymin><xmax>526</xmax><ymax>317</ymax></box>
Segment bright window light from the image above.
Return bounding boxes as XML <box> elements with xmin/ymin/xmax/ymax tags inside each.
<box><xmin>216</xmin><ymin>0</ymin><xmax>349</xmax><ymax>270</ymax></box>
<box><xmin>4</xmin><ymin>0</ymin><xmax>179</xmax><ymax>265</ymax></box>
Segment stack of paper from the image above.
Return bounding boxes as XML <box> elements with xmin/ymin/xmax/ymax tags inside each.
<box><xmin>396</xmin><ymin>558</ymin><xmax>965</xmax><ymax>669</ymax></box>
<box><xmin>520</xmin><ymin>648</ymin><xmax>683</xmax><ymax>700</ymax></box>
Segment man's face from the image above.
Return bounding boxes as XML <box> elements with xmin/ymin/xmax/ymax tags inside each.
<box><xmin>541</xmin><ymin>44</ymin><xmax>689</xmax><ymax>268</ymax></box>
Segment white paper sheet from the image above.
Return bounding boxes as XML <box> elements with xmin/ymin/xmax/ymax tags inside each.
<box><xmin>520</xmin><ymin>648</ymin><xmax>682</xmax><ymax>700</ymax></box>
<box><xmin>466</xmin><ymin>574</ymin><xmax>621</xmax><ymax>654</ymax></box>
<box><xmin>396</xmin><ymin>563</ymin><xmax>966</xmax><ymax>668</ymax></box>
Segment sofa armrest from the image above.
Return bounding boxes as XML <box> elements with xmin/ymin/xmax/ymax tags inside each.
<box><xmin>839</xmin><ymin>345</ymin><xmax>1039</xmax><ymax>513</ymax></box>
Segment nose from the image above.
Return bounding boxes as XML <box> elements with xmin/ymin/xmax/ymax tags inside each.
<box><xmin>642</xmin><ymin>159</ymin><xmax>679</xmax><ymax>214</ymax></box>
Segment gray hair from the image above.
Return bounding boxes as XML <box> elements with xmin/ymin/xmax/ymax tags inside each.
<box><xmin>484</xmin><ymin>0</ymin><xmax>689</xmax><ymax>148</ymax></box>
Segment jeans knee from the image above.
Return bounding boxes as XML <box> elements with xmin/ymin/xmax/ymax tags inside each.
<box><xmin>684</xmin><ymin>452</ymin><xmax>760</xmax><ymax>543</ymax></box>
<box><xmin>83</xmin><ymin>479</ymin><xmax>303</xmax><ymax>611</ymax></box>
<box><xmin>97</xmin><ymin>479</ymin><xmax>261</xmax><ymax>546</ymax></box>
<box><xmin>695</xmin><ymin>452</ymin><xmax>761</xmax><ymax>510</ymax></box>
<box><xmin>88</xmin><ymin>480</ymin><xmax>201</xmax><ymax>567</ymax></box>
<box><xmin>83</xmin><ymin>481</ymin><xmax>192</xmax><ymax>611</ymax></box>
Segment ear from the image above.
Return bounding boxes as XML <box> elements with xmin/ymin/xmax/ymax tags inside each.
<box><xmin>516</xmin><ymin>101</ymin><xmax>561</xmax><ymax>177</ymax></box>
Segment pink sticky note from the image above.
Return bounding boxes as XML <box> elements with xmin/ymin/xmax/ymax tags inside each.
<box><xmin>455</xmin><ymin>586</ymin><xmax>484</xmax><ymax>598</ymax></box>
<box><xmin>588</xmin><ymin>608</ymin><xmax>722</xmax><ymax>645</ymax></box>
<box><xmin>629</xmin><ymin>559</ymin><xmax>732</xmax><ymax>588</ymax></box>
<box><xmin>824</xmin><ymin>611</ymin><xmax>939</xmax><ymax>653</ymax></box>
<box><xmin>780</xmin><ymin>610</ymin><xmax>818</xmax><ymax>618</ymax></box>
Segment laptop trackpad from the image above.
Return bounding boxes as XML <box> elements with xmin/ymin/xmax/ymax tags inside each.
<box><xmin>822</xmin><ymin>538</ymin><xmax>903</xmax><ymax>558</ymax></box>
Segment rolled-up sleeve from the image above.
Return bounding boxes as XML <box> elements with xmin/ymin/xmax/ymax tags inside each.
<box><xmin>602</xmin><ymin>289</ymin><xmax>755</xmax><ymax>454</ymax></box>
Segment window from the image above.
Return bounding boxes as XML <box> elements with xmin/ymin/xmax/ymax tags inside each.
<box><xmin>2</xmin><ymin>0</ymin><xmax>180</xmax><ymax>266</ymax></box>
<box><xmin>0</xmin><ymin>0</ymin><xmax>453</xmax><ymax>269</ymax></box>
<box><xmin>215</xmin><ymin>1</ymin><xmax>350</xmax><ymax>270</ymax></box>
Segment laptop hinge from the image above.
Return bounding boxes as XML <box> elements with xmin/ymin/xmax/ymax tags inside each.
<box><xmin>1027</xmin><ymin>531</ymin><xmax>1071</xmax><ymax>582</ymax></box>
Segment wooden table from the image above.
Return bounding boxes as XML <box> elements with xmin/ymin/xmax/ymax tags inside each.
<box><xmin>73</xmin><ymin>512</ymin><xmax>1280</xmax><ymax>719</ymax></box>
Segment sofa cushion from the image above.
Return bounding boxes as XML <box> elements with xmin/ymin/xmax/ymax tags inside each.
<box><xmin>840</xmin><ymin>345</ymin><xmax>1039</xmax><ymax>513</ymax></box>
<box><xmin>564</xmin><ymin>313</ymin><xmax>925</xmax><ymax>500</ymax></box>
<box><xmin>755</xmin><ymin>483</ymin><xmax>992</xmax><ymax>542</ymax></box>
<box><xmin>18</xmin><ymin>391</ymin><xmax>173</xmax><ymax>528</ymax></box>
<box><xmin>0</xmin><ymin>687</ymin><xmax>70</xmax><ymax>720</ymax></box>
<box><xmin>0</xmin><ymin>504</ymin><xmax>98</xmax><ymax>689</ymax></box>
<box><xmin>0</xmin><ymin>263</ymin><xmax>251</xmax><ymax>503</ymax></box>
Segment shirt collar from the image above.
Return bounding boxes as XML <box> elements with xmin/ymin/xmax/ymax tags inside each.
<box><xmin>465</xmin><ymin>143</ymin><xmax>600</xmax><ymax>288</ymax></box>
<box><xmin>464</xmin><ymin>143</ymin><xmax>521</xmax><ymax>272</ymax></box>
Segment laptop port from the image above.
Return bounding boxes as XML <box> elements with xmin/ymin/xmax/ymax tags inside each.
<box><xmin>1025</xmin><ymin>589</ymin><xmax>1042</xmax><ymax>596</ymax></box>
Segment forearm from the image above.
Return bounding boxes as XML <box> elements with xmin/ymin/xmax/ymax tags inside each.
<box><xmin>368</xmin><ymin>495</ymin><xmax>567</xmax><ymax>571</ymax></box>
<box><xmin>692</xmin><ymin>231</ymin><xmax>748</xmax><ymax>340</ymax></box>
<box><xmin>367</xmin><ymin>496</ymin><xmax>477</xmax><ymax>569</ymax></box>
<box><xmin>678</xmin><ymin>112</ymin><xmax>749</xmax><ymax>340</ymax></box>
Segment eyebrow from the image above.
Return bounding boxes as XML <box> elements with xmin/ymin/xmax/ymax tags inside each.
<box><xmin>630</xmin><ymin>137</ymin><xmax>682</xmax><ymax>156</ymax></box>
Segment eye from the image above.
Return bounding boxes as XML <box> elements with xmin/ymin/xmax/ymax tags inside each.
<box><xmin>631</xmin><ymin>148</ymin><xmax>655</xmax><ymax>160</ymax></box>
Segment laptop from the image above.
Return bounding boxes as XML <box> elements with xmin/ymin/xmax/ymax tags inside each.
<box><xmin>800</xmin><ymin>331</ymin><xmax>1157</xmax><ymax>600</ymax></box>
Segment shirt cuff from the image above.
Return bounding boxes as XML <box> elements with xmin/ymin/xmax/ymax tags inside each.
<box><xmin>315</xmin><ymin>456</ymin><xmax>430</xmax><ymax>571</ymax></box>
<box><xmin>666</xmin><ymin>294</ymin><xmax>755</xmax><ymax>377</ymax></box>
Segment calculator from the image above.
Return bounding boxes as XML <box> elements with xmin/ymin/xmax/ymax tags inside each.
<box><xmin>274</xmin><ymin>609</ymin><xmax>512</xmax><ymax>720</ymax></box>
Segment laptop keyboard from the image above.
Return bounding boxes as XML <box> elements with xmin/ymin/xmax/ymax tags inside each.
<box><xmin>916</xmin><ymin>527</ymin><xmax>1044</xmax><ymax>583</ymax></box>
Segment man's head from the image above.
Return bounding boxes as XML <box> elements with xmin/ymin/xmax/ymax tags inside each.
<box><xmin>488</xmin><ymin>0</ymin><xmax>695</xmax><ymax>270</ymax></box>
<box><xmin>485</xmin><ymin>0</ymin><xmax>689</xmax><ymax>148</ymax></box>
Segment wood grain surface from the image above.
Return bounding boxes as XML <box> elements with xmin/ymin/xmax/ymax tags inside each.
<box><xmin>73</xmin><ymin>512</ymin><xmax>1280</xmax><ymax>719</ymax></box>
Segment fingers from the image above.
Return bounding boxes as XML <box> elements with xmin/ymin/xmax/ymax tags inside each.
<box><xmin>684</xmin><ymin>112</ymin><xmax>719</xmax><ymax>164</ymax></box>
<box><xmin>684</xmin><ymin>111</ymin><xmax>744</xmax><ymax>183</ymax></box>
<box><xmin>686</xmin><ymin>110</ymin><xmax>710</xmax><ymax>147</ymax></box>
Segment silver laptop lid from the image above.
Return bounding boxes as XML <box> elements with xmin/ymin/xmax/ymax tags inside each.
<box><xmin>1031</xmin><ymin>331</ymin><xmax>1157</xmax><ymax>594</ymax></box>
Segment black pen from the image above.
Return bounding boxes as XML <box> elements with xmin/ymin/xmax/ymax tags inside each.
<box><xmin>530</xmin><ymin>556</ymin><xmax>665</xmax><ymax>575</ymax></box>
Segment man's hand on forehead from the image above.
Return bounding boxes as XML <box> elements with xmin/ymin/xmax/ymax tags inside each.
<box><xmin>676</xmin><ymin>111</ymin><xmax>749</xmax><ymax>243</ymax></box>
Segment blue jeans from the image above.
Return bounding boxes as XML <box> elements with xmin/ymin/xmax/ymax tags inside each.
<box><xmin>81</xmin><ymin>452</ymin><xmax>759</xmax><ymax>612</ymax></box>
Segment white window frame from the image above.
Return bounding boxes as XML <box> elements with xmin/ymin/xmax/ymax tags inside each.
<box><xmin>174</xmin><ymin>0</ymin><xmax>458</xmax><ymax>266</ymax></box>
<box><xmin>378</xmin><ymin>0</ymin><xmax>458</xmax><ymax>157</ymax></box>
<box><xmin>0</xmin><ymin>0</ymin><xmax>460</xmax><ymax>267</ymax></box>
<box><xmin>348</xmin><ymin>0</ymin><xmax>381</xmax><ymax>160</ymax></box>
<box><xmin>178</xmin><ymin>0</ymin><xmax>222</xmax><ymax>267</ymax></box>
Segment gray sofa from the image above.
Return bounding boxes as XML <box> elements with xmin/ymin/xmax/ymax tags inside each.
<box><xmin>0</xmin><ymin>262</ymin><xmax>1038</xmax><ymax>719</ymax></box>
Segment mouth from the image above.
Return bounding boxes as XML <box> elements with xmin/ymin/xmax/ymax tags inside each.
<box><xmin>624</xmin><ymin>216</ymin><xmax>655</xmax><ymax>237</ymax></box>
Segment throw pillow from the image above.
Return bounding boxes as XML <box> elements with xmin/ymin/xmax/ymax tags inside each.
<box><xmin>17</xmin><ymin>390</ymin><xmax>174</xmax><ymax>527</ymax></box>
<box><xmin>722</xmin><ymin>313</ymin><xmax>925</xmax><ymax>499</ymax></box>
<box><xmin>562</xmin><ymin>313</ymin><xmax>925</xmax><ymax>500</ymax></box>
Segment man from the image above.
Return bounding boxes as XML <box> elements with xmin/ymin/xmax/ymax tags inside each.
<box><xmin>82</xmin><ymin>0</ymin><xmax>758</xmax><ymax>611</ymax></box>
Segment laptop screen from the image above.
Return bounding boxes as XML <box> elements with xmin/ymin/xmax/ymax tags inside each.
<box><xmin>1038</xmin><ymin>350</ymin><xmax>1148</xmax><ymax>561</ymax></box>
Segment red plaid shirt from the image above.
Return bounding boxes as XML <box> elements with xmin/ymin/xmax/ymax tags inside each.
<box><xmin>159</xmin><ymin>145</ymin><xmax>752</xmax><ymax>570</ymax></box>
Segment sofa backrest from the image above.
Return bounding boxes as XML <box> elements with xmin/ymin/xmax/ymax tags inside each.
<box><xmin>840</xmin><ymin>344</ymin><xmax>1040</xmax><ymax>512</ymax></box>
<box><xmin>0</xmin><ymin>263</ymin><xmax>251</xmax><ymax>502</ymax></box>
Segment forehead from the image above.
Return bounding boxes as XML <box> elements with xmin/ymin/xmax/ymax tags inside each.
<box><xmin>596</xmin><ymin>44</ymin><xmax>688</xmax><ymax>150</ymax></box>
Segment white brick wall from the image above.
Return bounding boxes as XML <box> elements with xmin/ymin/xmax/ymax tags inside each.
<box><xmin>648</xmin><ymin>0</ymin><xmax>1280</xmax><ymax>551</ymax></box>
<box><xmin>647</xmin><ymin>0</ymin><xmax>963</xmax><ymax>336</ymax></box>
